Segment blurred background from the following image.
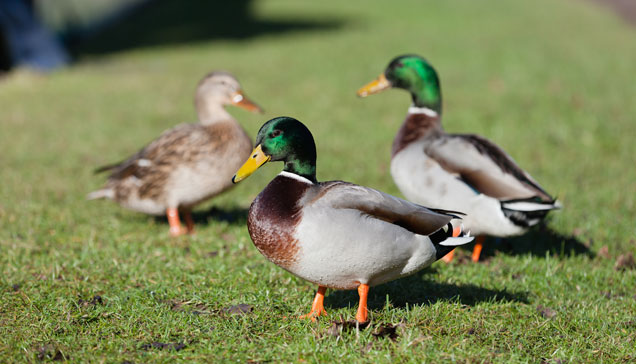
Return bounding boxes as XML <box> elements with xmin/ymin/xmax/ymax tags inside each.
<box><xmin>1</xmin><ymin>1</ymin><xmax>635</xmax><ymax>361</ymax></box>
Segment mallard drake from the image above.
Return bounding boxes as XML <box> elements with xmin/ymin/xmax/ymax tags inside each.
<box><xmin>88</xmin><ymin>71</ymin><xmax>262</xmax><ymax>236</ymax></box>
<box><xmin>357</xmin><ymin>55</ymin><xmax>561</xmax><ymax>262</ymax></box>
<box><xmin>232</xmin><ymin>116</ymin><xmax>473</xmax><ymax>323</ymax></box>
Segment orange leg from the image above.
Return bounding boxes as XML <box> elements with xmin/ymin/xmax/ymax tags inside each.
<box><xmin>183</xmin><ymin>209</ymin><xmax>195</xmax><ymax>235</ymax></box>
<box><xmin>472</xmin><ymin>236</ymin><xmax>485</xmax><ymax>262</ymax></box>
<box><xmin>441</xmin><ymin>249</ymin><xmax>455</xmax><ymax>263</ymax></box>
<box><xmin>356</xmin><ymin>283</ymin><xmax>370</xmax><ymax>323</ymax></box>
<box><xmin>299</xmin><ymin>286</ymin><xmax>328</xmax><ymax>321</ymax></box>
<box><xmin>441</xmin><ymin>226</ymin><xmax>462</xmax><ymax>263</ymax></box>
<box><xmin>166</xmin><ymin>208</ymin><xmax>184</xmax><ymax>237</ymax></box>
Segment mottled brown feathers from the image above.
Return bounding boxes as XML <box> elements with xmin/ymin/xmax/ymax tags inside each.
<box><xmin>104</xmin><ymin>121</ymin><xmax>249</xmax><ymax>201</ymax></box>
<box><xmin>392</xmin><ymin>113</ymin><xmax>442</xmax><ymax>157</ymax></box>
<box><xmin>247</xmin><ymin>175</ymin><xmax>309</xmax><ymax>269</ymax></box>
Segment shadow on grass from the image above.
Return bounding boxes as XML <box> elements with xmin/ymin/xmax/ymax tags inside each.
<box><xmin>325</xmin><ymin>269</ymin><xmax>528</xmax><ymax>311</ymax></box>
<box><xmin>68</xmin><ymin>0</ymin><xmax>345</xmax><ymax>57</ymax></box>
<box><xmin>472</xmin><ymin>224</ymin><xmax>593</xmax><ymax>261</ymax></box>
<box><xmin>192</xmin><ymin>206</ymin><xmax>248</xmax><ymax>226</ymax></box>
<box><xmin>151</xmin><ymin>206</ymin><xmax>248</xmax><ymax>227</ymax></box>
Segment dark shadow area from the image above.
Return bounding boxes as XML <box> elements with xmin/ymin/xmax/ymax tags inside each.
<box><xmin>325</xmin><ymin>269</ymin><xmax>528</xmax><ymax>311</ymax></box>
<box><xmin>472</xmin><ymin>223</ymin><xmax>593</xmax><ymax>261</ymax></box>
<box><xmin>66</xmin><ymin>0</ymin><xmax>345</xmax><ymax>57</ymax></box>
<box><xmin>192</xmin><ymin>206</ymin><xmax>249</xmax><ymax>226</ymax></box>
<box><xmin>151</xmin><ymin>206</ymin><xmax>248</xmax><ymax>227</ymax></box>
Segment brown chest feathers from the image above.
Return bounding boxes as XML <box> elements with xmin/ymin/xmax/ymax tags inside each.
<box><xmin>247</xmin><ymin>175</ymin><xmax>310</xmax><ymax>269</ymax></box>
<box><xmin>392</xmin><ymin>113</ymin><xmax>443</xmax><ymax>157</ymax></box>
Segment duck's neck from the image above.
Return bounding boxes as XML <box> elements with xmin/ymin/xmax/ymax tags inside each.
<box><xmin>391</xmin><ymin>106</ymin><xmax>443</xmax><ymax>157</ymax></box>
<box><xmin>195</xmin><ymin>97</ymin><xmax>232</xmax><ymax>125</ymax></box>
<box><xmin>410</xmin><ymin>78</ymin><xmax>442</xmax><ymax>114</ymax></box>
<box><xmin>283</xmin><ymin>150</ymin><xmax>317</xmax><ymax>184</ymax></box>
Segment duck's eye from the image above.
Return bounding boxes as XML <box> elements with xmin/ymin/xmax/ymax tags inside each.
<box><xmin>252</xmin><ymin>154</ymin><xmax>257</xmax><ymax>158</ymax></box>
<box><xmin>270</xmin><ymin>130</ymin><xmax>282</xmax><ymax>138</ymax></box>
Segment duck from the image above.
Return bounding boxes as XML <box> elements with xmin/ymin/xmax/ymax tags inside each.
<box><xmin>357</xmin><ymin>54</ymin><xmax>561</xmax><ymax>262</ymax></box>
<box><xmin>88</xmin><ymin>71</ymin><xmax>263</xmax><ymax>236</ymax></box>
<box><xmin>231</xmin><ymin>116</ymin><xmax>473</xmax><ymax>323</ymax></box>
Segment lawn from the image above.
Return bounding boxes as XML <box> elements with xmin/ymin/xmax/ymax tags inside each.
<box><xmin>1</xmin><ymin>0</ymin><xmax>635</xmax><ymax>362</ymax></box>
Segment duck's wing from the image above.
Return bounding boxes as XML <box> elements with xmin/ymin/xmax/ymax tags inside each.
<box><xmin>96</xmin><ymin>123</ymin><xmax>206</xmax><ymax>181</ymax></box>
<box><xmin>426</xmin><ymin>133</ymin><xmax>556</xmax><ymax>203</ymax></box>
<box><xmin>313</xmin><ymin>181</ymin><xmax>459</xmax><ymax>236</ymax></box>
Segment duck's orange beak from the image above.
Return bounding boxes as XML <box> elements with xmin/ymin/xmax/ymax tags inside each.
<box><xmin>357</xmin><ymin>73</ymin><xmax>391</xmax><ymax>97</ymax></box>
<box><xmin>231</xmin><ymin>90</ymin><xmax>264</xmax><ymax>114</ymax></box>
<box><xmin>232</xmin><ymin>145</ymin><xmax>270</xmax><ymax>183</ymax></box>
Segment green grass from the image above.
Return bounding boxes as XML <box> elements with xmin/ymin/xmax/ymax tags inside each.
<box><xmin>2</xmin><ymin>0</ymin><xmax>636</xmax><ymax>362</ymax></box>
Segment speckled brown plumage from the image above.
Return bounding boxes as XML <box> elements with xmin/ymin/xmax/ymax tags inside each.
<box><xmin>101</xmin><ymin>121</ymin><xmax>251</xmax><ymax>204</ymax></box>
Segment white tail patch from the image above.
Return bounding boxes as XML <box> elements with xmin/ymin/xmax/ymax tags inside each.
<box><xmin>86</xmin><ymin>189</ymin><xmax>114</xmax><ymax>200</ymax></box>
<box><xmin>502</xmin><ymin>201</ymin><xmax>559</xmax><ymax>212</ymax></box>
<box><xmin>439</xmin><ymin>235</ymin><xmax>474</xmax><ymax>246</ymax></box>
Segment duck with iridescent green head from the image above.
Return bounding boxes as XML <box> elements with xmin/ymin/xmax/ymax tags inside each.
<box><xmin>232</xmin><ymin>116</ymin><xmax>473</xmax><ymax>323</ymax></box>
<box><xmin>357</xmin><ymin>55</ymin><xmax>561</xmax><ymax>262</ymax></box>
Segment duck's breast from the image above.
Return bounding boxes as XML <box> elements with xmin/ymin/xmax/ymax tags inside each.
<box><xmin>247</xmin><ymin>175</ymin><xmax>309</xmax><ymax>270</ymax></box>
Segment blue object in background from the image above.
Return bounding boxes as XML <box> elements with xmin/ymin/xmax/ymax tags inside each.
<box><xmin>0</xmin><ymin>0</ymin><xmax>69</xmax><ymax>71</ymax></box>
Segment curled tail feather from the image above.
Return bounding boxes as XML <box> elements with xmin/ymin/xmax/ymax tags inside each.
<box><xmin>431</xmin><ymin>221</ymin><xmax>474</xmax><ymax>260</ymax></box>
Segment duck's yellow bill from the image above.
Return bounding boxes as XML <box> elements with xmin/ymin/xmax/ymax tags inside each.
<box><xmin>357</xmin><ymin>73</ymin><xmax>391</xmax><ymax>97</ymax></box>
<box><xmin>232</xmin><ymin>145</ymin><xmax>270</xmax><ymax>183</ymax></box>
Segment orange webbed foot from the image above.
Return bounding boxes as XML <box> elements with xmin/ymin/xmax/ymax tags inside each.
<box><xmin>299</xmin><ymin>286</ymin><xmax>328</xmax><ymax>322</ymax></box>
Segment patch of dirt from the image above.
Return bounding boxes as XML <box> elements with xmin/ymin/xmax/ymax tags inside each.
<box><xmin>167</xmin><ymin>300</ymin><xmax>212</xmax><ymax>314</ymax></box>
<box><xmin>326</xmin><ymin>319</ymin><xmax>370</xmax><ymax>338</ymax></box>
<box><xmin>35</xmin><ymin>344</ymin><xmax>65</xmax><ymax>361</ymax></box>
<box><xmin>222</xmin><ymin>304</ymin><xmax>253</xmax><ymax>315</ymax></box>
<box><xmin>597</xmin><ymin>245</ymin><xmax>610</xmax><ymax>259</ymax></box>
<box><xmin>541</xmin><ymin>359</ymin><xmax>564</xmax><ymax>364</ymax></box>
<box><xmin>78</xmin><ymin>295</ymin><xmax>104</xmax><ymax>307</ymax></box>
<box><xmin>615</xmin><ymin>253</ymin><xmax>635</xmax><ymax>271</ymax></box>
<box><xmin>537</xmin><ymin>305</ymin><xmax>557</xmax><ymax>319</ymax></box>
<box><xmin>164</xmin><ymin>300</ymin><xmax>253</xmax><ymax>316</ymax></box>
<box><xmin>140</xmin><ymin>342</ymin><xmax>186</xmax><ymax>351</ymax></box>
<box><xmin>371</xmin><ymin>323</ymin><xmax>403</xmax><ymax>341</ymax></box>
<box><xmin>325</xmin><ymin>320</ymin><xmax>403</xmax><ymax>340</ymax></box>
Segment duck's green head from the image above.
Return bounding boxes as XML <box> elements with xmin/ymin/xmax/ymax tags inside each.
<box><xmin>357</xmin><ymin>54</ymin><xmax>441</xmax><ymax>113</ymax></box>
<box><xmin>232</xmin><ymin>116</ymin><xmax>317</xmax><ymax>184</ymax></box>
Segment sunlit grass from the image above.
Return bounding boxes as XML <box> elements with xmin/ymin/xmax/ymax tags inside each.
<box><xmin>1</xmin><ymin>0</ymin><xmax>635</xmax><ymax>362</ymax></box>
